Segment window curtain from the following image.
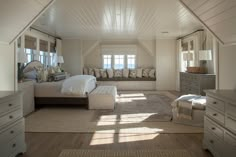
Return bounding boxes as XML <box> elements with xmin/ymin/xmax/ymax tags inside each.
<box><xmin>40</xmin><ymin>40</ymin><xmax>48</xmax><ymax>52</ymax></box>
<box><xmin>25</xmin><ymin>35</ymin><xmax>36</xmax><ymax>50</ymax></box>
<box><xmin>176</xmin><ymin>39</ymin><xmax>182</xmax><ymax>91</ymax></box>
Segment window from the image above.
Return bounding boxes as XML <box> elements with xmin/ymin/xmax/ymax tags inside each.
<box><xmin>127</xmin><ymin>55</ymin><xmax>136</xmax><ymax>69</ymax></box>
<box><xmin>25</xmin><ymin>48</ymin><xmax>34</xmax><ymax>62</ymax></box>
<box><xmin>49</xmin><ymin>53</ymin><xmax>55</xmax><ymax>66</ymax></box>
<box><xmin>114</xmin><ymin>55</ymin><xmax>124</xmax><ymax>69</ymax></box>
<box><xmin>103</xmin><ymin>55</ymin><xmax>112</xmax><ymax>69</ymax></box>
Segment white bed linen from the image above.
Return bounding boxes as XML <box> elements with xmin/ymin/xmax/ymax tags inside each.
<box><xmin>34</xmin><ymin>76</ymin><xmax>96</xmax><ymax>97</ymax></box>
<box><xmin>61</xmin><ymin>75</ymin><xmax>96</xmax><ymax>96</ymax></box>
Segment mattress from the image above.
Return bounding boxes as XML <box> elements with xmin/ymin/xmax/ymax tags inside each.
<box><xmin>34</xmin><ymin>79</ymin><xmax>96</xmax><ymax>98</ymax></box>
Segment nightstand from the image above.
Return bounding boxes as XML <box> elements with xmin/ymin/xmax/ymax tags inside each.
<box><xmin>18</xmin><ymin>80</ymin><xmax>35</xmax><ymax>116</ymax></box>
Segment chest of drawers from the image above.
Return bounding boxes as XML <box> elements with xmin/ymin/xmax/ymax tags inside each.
<box><xmin>180</xmin><ymin>72</ymin><xmax>215</xmax><ymax>95</ymax></box>
<box><xmin>203</xmin><ymin>90</ymin><xmax>236</xmax><ymax>157</ymax></box>
<box><xmin>0</xmin><ymin>91</ymin><xmax>26</xmax><ymax>157</ymax></box>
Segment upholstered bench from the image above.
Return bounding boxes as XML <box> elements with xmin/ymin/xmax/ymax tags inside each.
<box><xmin>171</xmin><ymin>94</ymin><xmax>206</xmax><ymax>127</ymax></box>
<box><xmin>88</xmin><ymin>86</ymin><xmax>117</xmax><ymax>109</ymax></box>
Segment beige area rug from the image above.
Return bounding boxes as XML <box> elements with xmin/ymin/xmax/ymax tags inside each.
<box><xmin>93</xmin><ymin>91</ymin><xmax>176</xmax><ymax>122</ymax></box>
<box><xmin>59</xmin><ymin>149</ymin><xmax>191</xmax><ymax>157</ymax></box>
<box><xmin>26</xmin><ymin>91</ymin><xmax>202</xmax><ymax>133</ymax></box>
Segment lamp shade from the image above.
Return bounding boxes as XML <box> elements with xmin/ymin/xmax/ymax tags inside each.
<box><xmin>57</xmin><ymin>56</ymin><xmax>64</xmax><ymax>63</ymax></box>
<box><xmin>17</xmin><ymin>50</ymin><xmax>28</xmax><ymax>63</ymax></box>
<box><xmin>199</xmin><ymin>50</ymin><xmax>212</xmax><ymax>61</ymax></box>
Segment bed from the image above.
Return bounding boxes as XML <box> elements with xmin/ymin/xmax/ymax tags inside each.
<box><xmin>23</xmin><ymin>61</ymin><xmax>96</xmax><ymax>108</ymax></box>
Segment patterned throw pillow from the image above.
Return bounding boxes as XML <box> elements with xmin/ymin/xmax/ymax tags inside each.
<box><xmin>136</xmin><ymin>68</ymin><xmax>143</xmax><ymax>78</ymax></box>
<box><xmin>143</xmin><ymin>69</ymin><xmax>150</xmax><ymax>78</ymax></box>
<box><xmin>149</xmin><ymin>69</ymin><xmax>155</xmax><ymax>78</ymax></box>
<box><xmin>83</xmin><ymin>67</ymin><xmax>88</xmax><ymax>75</ymax></box>
<box><xmin>123</xmin><ymin>69</ymin><xmax>129</xmax><ymax>78</ymax></box>
<box><xmin>88</xmin><ymin>68</ymin><xmax>95</xmax><ymax>76</ymax></box>
<box><xmin>94</xmin><ymin>68</ymin><xmax>101</xmax><ymax>78</ymax></box>
<box><xmin>107</xmin><ymin>69</ymin><xmax>113</xmax><ymax>78</ymax></box>
<box><xmin>35</xmin><ymin>67</ymin><xmax>44</xmax><ymax>83</ymax></box>
<box><xmin>129</xmin><ymin>69</ymin><xmax>137</xmax><ymax>78</ymax></box>
<box><xmin>114</xmin><ymin>69</ymin><xmax>122</xmax><ymax>78</ymax></box>
<box><xmin>100</xmin><ymin>69</ymin><xmax>107</xmax><ymax>78</ymax></box>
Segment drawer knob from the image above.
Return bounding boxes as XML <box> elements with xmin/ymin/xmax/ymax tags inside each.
<box><xmin>12</xmin><ymin>143</ymin><xmax>16</xmax><ymax>148</ymax></box>
<box><xmin>213</xmin><ymin>113</ymin><xmax>217</xmax><ymax>116</ymax></box>
<box><xmin>211</xmin><ymin>127</ymin><xmax>216</xmax><ymax>130</ymax></box>
<box><xmin>213</xmin><ymin>102</ymin><xmax>217</xmax><ymax>104</ymax></box>
<box><xmin>10</xmin><ymin>130</ymin><xmax>14</xmax><ymax>134</ymax></box>
<box><xmin>9</xmin><ymin>115</ymin><xmax>13</xmax><ymax>119</ymax></box>
<box><xmin>8</xmin><ymin>103</ymin><xmax>12</xmax><ymax>107</ymax></box>
<box><xmin>210</xmin><ymin>140</ymin><xmax>214</xmax><ymax>144</ymax></box>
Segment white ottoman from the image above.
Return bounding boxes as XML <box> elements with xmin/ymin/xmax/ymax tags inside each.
<box><xmin>89</xmin><ymin>86</ymin><xmax>117</xmax><ymax>109</ymax></box>
<box><xmin>171</xmin><ymin>94</ymin><xmax>206</xmax><ymax>127</ymax></box>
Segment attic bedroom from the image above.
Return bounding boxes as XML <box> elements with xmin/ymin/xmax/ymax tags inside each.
<box><xmin>0</xmin><ymin>0</ymin><xmax>236</xmax><ymax>157</ymax></box>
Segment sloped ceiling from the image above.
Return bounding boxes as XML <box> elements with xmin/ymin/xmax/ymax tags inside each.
<box><xmin>32</xmin><ymin>0</ymin><xmax>202</xmax><ymax>40</ymax></box>
<box><xmin>179</xmin><ymin>0</ymin><xmax>236</xmax><ymax>45</ymax></box>
<box><xmin>0</xmin><ymin>0</ymin><xmax>55</xmax><ymax>44</ymax></box>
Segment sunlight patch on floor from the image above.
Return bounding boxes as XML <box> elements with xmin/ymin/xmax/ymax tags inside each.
<box><xmin>119</xmin><ymin>127</ymin><xmax>164</xmax><ymax>133</ymax></box>
<box><xmin>119</xmin><ymin>93</ymin><xmax>145</xmax><ymax>98</ymax></box>
<box><xmin>90</xmin><ymin>131</ymin><xmax>114</xmax><ymax>145</ymax></box>
<box><xmin>118</xmin><ymin>133</ymin><xmax>159</xmax><ymax>143</ymax></box>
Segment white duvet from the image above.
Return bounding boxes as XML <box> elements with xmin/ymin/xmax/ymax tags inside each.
<box><xmin>61</xmin><ymin>75</ymin><xmax>96</xmax><ymax>95</ymax></box>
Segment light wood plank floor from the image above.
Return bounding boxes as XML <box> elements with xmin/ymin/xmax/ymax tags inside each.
<box><xmin>22</xmin><ymin>132</ymin><xmax>213</xmax><ymax>157</ymax></box>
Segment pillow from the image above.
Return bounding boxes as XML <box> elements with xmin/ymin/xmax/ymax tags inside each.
<box><xmin>94</xmin><ymin>68</ymin><xmax>101</xmax><ymax>78</ymax></box>
<box><xmin>42</xmin><ymin>69</ymin><xmax>48</xmax><ymax>82</ymax></box>
<box><xmin>24</xmin><ymin>69</ymin><xmax>37</xmax><ymax>80</ymax></box>
<box><xmin>54</xmin><ymin>66</ymin><xmax>61</xmax><ymax>73</ymax></box>
<box><xmin>114</xmin><ymin>69</ymin><xmax>122</xmax><ymax>78</ymax></box>
<box><xmin>100</xmin><ymin>69</ymin><xmax>107</xmax><ymax>78</ymax></box>
<box><xmin>123</xmin><ymin>69</ymin><xmax>129</xmax><ymax>78</ymax></box>
<box><xmin>143</xmin><ymin>69</ymin><xmax>150</xmax><ymax>78</ymax></box>
<box><xmin>48</xmin><ymin>67</ymin><xmax>55</xmax><ymax>74</ymax></box>
<box><xmin>129</xmin><ymin>69</ymin><xmax>136</xmax><ymax>78</ymax></box>
<box><xmin>149</xmin><ymin>69</ymin><xmax>155</xmax><ymax>78</ymax></box>
<box><xmin>35</xmin><ymin>67</ymin><xmax>44</xmax><ymax>83</ymax></box>
<box><xmin>83</xmin><ymin>67</ymin><xmax>88</xmax><ymax>75</ymax></box>
<box><xmin>88</xmin><ymin>68</ymin><xmax>95</xmax><ymax>76</ymax></box>
<box><xmin>136</xmin><ymin>68</ymin><xmax>143</xmax><ymax>78</ymax></box>
<box><xmin>107</xmin><ymin>69</ymin><xmax>113</xmax><ymax>78</ymax></box>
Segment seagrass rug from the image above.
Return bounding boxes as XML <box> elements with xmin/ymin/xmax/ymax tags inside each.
<box><xmin>58</xmin><ymin>149</ymin><xmax>191</xmax><ymax>157</ymax></box>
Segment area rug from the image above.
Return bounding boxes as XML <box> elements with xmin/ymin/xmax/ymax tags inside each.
<box><xmin>58</xmin><ymin>149</ymin><xmax>191</xmax><ymax>157</ymax></box>
<box><xmin>93</xmin><ymin>91</ymin><xmax>176</xmax><ymax>122</ymax></box>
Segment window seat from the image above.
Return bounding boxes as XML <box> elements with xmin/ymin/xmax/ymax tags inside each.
<box><xmin>97</xmin><ymin>77</ymin><xmax>156</xmax><ymax>81</ymax></box>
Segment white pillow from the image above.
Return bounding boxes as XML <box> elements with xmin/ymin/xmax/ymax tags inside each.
<box><xmin>143</xmin><ymin>69</ymin><xmax>150</xmax><ymax>78</ymax></box>
<box><xmin>114</xmin><ymin>69</ymin><xmax>122</xmax><ymax>78</ymax></box>
<box><xmin>123</xmin><ymin>69</ymin><xmax>129</xmax><ymax>78</ymax></box>
<box><xmin>107</xmin><ymin>69</ymin><xmax>113</xmax><ymax>78</ymax></box>
<box><xmin>129</xmin><ymin>69</ymin><xmax>137</xmax><ymax>78</ymax></box>
<box><xmin>88</xmin><ymin>68</ymin><xmax>94</xmax><ymax>76</ymax></box>
<box><xmin>149</xmin><ymin>69</ymin><xmax>155</xmax><ymax>78</ymax></box>
<box><xmin>94</xmin><ymin>68</ymin><xmax>101</xmax><ymax>78</ymax></box>
<box><xmin>136</xmin><ymin>68</ymin><xmax>142</xmax><ymax>78</ymax></box>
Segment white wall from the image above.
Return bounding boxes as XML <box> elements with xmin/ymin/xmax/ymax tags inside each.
<box><xmin>0</xmin><ymin>43</ymin><xmax>15</xmax><ymax>90</ymax></box>
<box><xmin>62</xmin><ymin>39</ymin><xmax>83</xmax><ymax>75</ymax></box>
<box><xmin>218</xmin><ymin>44</ymin><xmax>236</xmax><ymax>89</ymax></box>
<box><xmin>156</xmin><ymin>39</ymin><xmax>176</xmax><ymax>90</ymax></box>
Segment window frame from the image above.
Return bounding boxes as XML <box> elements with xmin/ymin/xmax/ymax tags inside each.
<box><xmin>114</xmin><ymin>55</ymin><xmax>125</xmax><ymax>69</ymax></box>
<box><xmin>102</xmin><ymin>55</ymin><xmax>112</xmax><ymax>69</ymax></box>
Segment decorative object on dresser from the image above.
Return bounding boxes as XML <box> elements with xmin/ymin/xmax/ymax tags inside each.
<box><xmin>18</xmin><ymin>80</ymin><xmax>35</xmax><ymax>116</ymax></box>
<box><xmin>199</xmin><ymin>49</ymin><xmax>212</xmax><ymax>74</ymax></box>
<box><xmin>0</xmin><ymin>91</ymin><xmax>26</xmax><ymax>157</ymax></box>
<box><xmin>180</xmin><ymin>72</ymin><xmax>215</xmax><ymax>96</ymax></box>
<box><xmin>203</xmin><ymin>90</ymin><xmax>236</xmax><ymax>157</ymax></box>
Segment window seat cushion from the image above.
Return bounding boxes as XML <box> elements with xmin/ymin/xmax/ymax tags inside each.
<box><xmin>97</xmin><ymin>77</ymin><xmax>156</xmax><ymax>81</ymax></box>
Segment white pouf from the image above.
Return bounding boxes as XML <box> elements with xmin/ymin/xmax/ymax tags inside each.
<box><xmin>89</xmin><ymin>86</ymin><xmax>117</xmax><ymax>109</ymax></box>
<box><xmin>171</xmin><ymin>94</ymin><xmax>206</xmax><ymax>127</ymax></box>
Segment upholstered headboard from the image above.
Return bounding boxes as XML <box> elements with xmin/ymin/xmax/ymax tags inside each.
<box><xmin>23</xmin><ymin>60</ymin><xmax>43</xmax><ymax>73</ymax></box>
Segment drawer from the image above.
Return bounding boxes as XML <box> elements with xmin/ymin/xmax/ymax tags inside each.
<box><xmin>207</xmin><ymin>96</ymin><xmax>225</xmax><ymax>112</ymax></box>
<box><xmin>204</xmin><ymin>117</ymin><xmax>224</xmax><ymax>140</ymax></box>
<box><xmin>225</xmin><ymin>115</ymin><xmax>236</xmax><ymax>134</ymax></box>
<box><xmin>206</xmin><ymin>107</ymin><xmax>224</xmax><ymax>125</ymax></box>
<box><xmin>0</xmin><ymin>109</ymin><xmax>22</xmax><ymax>128</ymax></box>
<box><xmin>0</xmin><ymin>98</ymin><xmax>21</xmax><ymax>115</ymax></box>
<box><xmin>0</xmin><ymin>118</ymin><xmax>24</xmax><ymax>143</ymax></box>
<box><xmin>225</xmin><ymin>131</ymin><xmax>236</xmax><ymax>147</ymax></box>
<box><xmin>204</xmin><ymin>130</ymin><xmax>222</xmax><ymax>157</ymax></box>
<box><xmin>226</xmin><ymin>103</ymin><xmax>236</xmax><ymax>119</ymax></box>
<box><xmin>0</xmin><ymin>133</ymin><xmax>25</xmax><ymax>157</ymax></box>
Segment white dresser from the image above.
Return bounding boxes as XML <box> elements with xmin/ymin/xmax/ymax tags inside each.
<box><xmin>203</xmin><ymin>90</ymin><xmax>236</xmax><ymax>157</ymax></box>
<box><xmin>18</xmin><ymin>80</ymin><xmax>35</xmax><ymax>116</ymax></box>
<box><xmin>0</xmin><ymin>91</ymin><xmax>26</xmax><ymax>157</ymax></box>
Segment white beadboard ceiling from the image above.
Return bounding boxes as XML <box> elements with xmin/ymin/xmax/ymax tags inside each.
<box><xmin>0</xmin><ymin>0</ymin><xmax>55</xmax><ymax>44</ymax></box>
<box><xmin>32</xmin><ymin>0</ymin><xmax>202</xmax><ymax>40</ymax></box>
<box><xmin>180</xmin><ymin>0</ymin><xmax>236</xmax><ymax>45</ymax></box>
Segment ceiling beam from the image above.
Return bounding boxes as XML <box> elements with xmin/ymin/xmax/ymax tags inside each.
<box><xmin>83</xmin><ymin>41</ymin><xmax>100</xmax><ymax>57</ymax></box>
<box><xmin>138</xmin><ymin>40</ymin><xmax>154</xmax><ymax>56</ymax></box>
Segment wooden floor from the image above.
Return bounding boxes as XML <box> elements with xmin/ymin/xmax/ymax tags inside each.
<box><xmin>22</xmin><ymin>132</ymin><xmax>213</xmax><ymax>157</ymax></box>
